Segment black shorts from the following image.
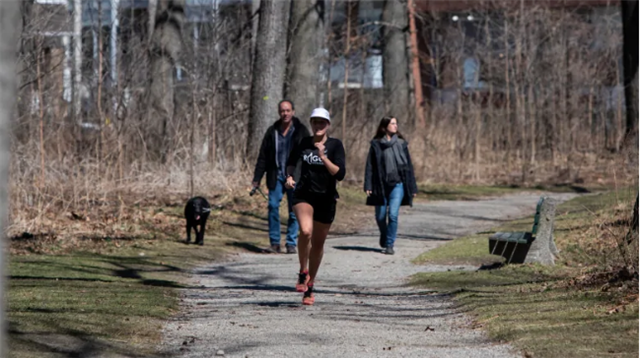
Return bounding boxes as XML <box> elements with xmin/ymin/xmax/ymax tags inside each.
<box><xmin>292</xmin><ymin>192</ymin><xmax>337</xmax><ymax>224</ymax></box>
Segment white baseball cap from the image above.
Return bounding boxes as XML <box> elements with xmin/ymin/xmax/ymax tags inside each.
<box><xmin>309</xmin><ymin>107</ymin><xmax>330</xmax><ymax>122</ymax></box>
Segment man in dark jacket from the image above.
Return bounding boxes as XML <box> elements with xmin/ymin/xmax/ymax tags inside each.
<box><xmin>252</xmin><ymin>100</ymin><xmax>311</xmax><ymax>253</ymax></box>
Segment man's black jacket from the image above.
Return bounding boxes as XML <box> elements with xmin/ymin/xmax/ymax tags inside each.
<box><xmin>252</xmin><ymin>117</ymin><xmax>310</xmax><ymax>190</ymax></box>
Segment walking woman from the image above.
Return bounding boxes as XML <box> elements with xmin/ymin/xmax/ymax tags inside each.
<box><xmin>285</xmin><ymin>108</ymin><xmax>346</xmax><ymax>305</ymax></box>
<box><xmin>364</xmin><ymin>116</ymin><xmax>418</xmax><ymax>255</ymax></box>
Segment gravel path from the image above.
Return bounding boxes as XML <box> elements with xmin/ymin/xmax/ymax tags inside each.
<box><xmin>160</xmin><ymin>192</ymin><xmax>577</xmax><ymax>358</ymax></box>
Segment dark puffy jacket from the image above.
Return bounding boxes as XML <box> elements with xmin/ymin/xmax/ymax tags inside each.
<box><xmin>363</xmin><ymin>138</ymin><xmax>418</xmax><ymax>207</ymax></box>
<box><xmin>252</xmin><ymin>117</ymin><xmax>310</xmax><ymax>190</ymax></box>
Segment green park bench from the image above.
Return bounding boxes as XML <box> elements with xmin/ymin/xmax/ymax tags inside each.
<box><xmin>488</xmin><ymin>197</ymin><xmax>558</xmax><ymax>265</ymax></box>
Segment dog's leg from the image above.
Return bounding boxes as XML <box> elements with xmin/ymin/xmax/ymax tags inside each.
<box><xmin>197</xmin><ymin>221</ymin><xmax>207</xmax><ymax>246</ymax></box>
<box><xmin>186</xmin><ymin>223</ymin><xmax>192</xmax><ymax>244</ymax></box>
<box><xmin>194</xmin><ymin>223</ymin><xmax>203</xmax><ymax>245</ymax></box>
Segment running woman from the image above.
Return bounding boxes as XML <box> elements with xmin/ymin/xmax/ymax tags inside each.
<box><xmin>285</xmin><ymin>108</ymin><xmax>346</xmax><ymax>305</ymax></box>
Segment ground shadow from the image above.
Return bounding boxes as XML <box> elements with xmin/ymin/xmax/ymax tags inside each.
<box><xmin>223</xmin><ymin>221</ymin><xmax>268</xmax><ymax>233</ymax></box>
<box><xmin>9</xmin><ymin>275</ymin><xmax>114</xmax><ymax>283</ymax></box>
<box><xmin>142</xmin><ymin>279</ymin><xmax>185</xmax><ymax>288</ymax></box>
<box><xmin>545</xmin><ymin>184</ymin><xmax>591</xmax><ymax>193</ymax></box>
<box><xmin>8</xmin><ymin>324</ymin><xmax>155</xmax><ymax>358</ymax></box>
<box><xmin>396</xmin><ymin>233</ymin><xmax>453</xmax><ymax>241</ymax></box>
<box><xmin>226</xmin><ymin>242</ymin><xmax>273</xmax><ymax>254</ymax></box>
<box><xmin>216</xmin><ymin>284</ymin><xmax>297</xmax><ymax>292</ymax></box>
<box><xmin>332</xmin><ymin>245</ymin><xmax>383</xmax><ymax>253</ymax></box>
<box><xmin>477</xmin><ymin>262</ymin><xmax>505</xmax><ymax>271</ymax></box>
<box><xmin>254</xmin><ymin>301</ymin><xmax>299</xmax><ymax>308</ymax></box>
<box><xmin>229</xmin><ymin>209</ymin><xmax>269</xmax><ymax>222</ymax></box>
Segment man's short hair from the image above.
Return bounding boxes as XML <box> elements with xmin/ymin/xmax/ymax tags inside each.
<box><xmin>278</xmin><ymin>99</ymin><xmax>295</xmax><ymax>110</ymax></box>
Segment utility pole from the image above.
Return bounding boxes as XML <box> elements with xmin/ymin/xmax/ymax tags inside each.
<box><xmin>407</xmin><ymin>0</ymin><xmax>425</xmax><ymax>127</ymax></box>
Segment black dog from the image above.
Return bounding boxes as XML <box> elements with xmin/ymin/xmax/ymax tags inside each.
<box><xmin>184</xmin><ymin>196</ymin><xmax>211</xmax><ymax>245</ymax></box>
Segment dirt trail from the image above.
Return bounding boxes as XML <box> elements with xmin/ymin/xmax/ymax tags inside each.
<box><xmin>160</xmin><ymin>192</ymin><xmax>577</xmax><ymax>358</ymax></box>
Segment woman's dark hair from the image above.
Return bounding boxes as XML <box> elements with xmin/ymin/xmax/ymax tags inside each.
<box><xmin>374</xmin><ymin>116</ymin><xmax>404</xmax><ymax>140</ymax></box>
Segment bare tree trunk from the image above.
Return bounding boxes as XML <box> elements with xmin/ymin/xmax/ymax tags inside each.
<box><xmin>97</xmin><ymin>0</ymin><xmax>104</xmax><ymax>165</ymax></box>
<box><xmin>616</xmin><ymin>58</ymin><xmax>624</xmax><ymax>150</ymax></box>
<box><xmin>73</xmin><ymin>0</ymin><xmax>83</xmax><ymax>117</ymax></box>
<box><xmin>621</xmin><ymin>0</ymin><xmax>638</xmax><ymax>145</ymax></box>
<box><xmin>246</xmin><ymin>0</ymin><xmax>291</xmax><ymax>160</ymax></box>
<box><xmin>341</xmin><ymin>0</ymin><xmax>357</xmax><ymax>144</ymax></box>
<box><xmin>148</xmin><ymin>0</ymin><xmax>185</xmax><ymax>162</ymax></box>
<box><xmin>209</xmin><ymin>97</ymin><xmax>217</xmax><ymax>165</ymax></box>
<box><xmin>36</xmin><ymin>44</ymin><xmax>45</xmax><ymax>191</ymax></box>
<box><xmin>325</xmin><ymin>0</ymin><xmax>337</xmax><ymax>112</ymax></box>
<box><xmin>148</xmin><ymin>0</ymin><xmax>158</xmax><ymax>42</ymax></box>
<box><xmin>110</xmin><ymin>0</ymin><xmax>120</xmax><ymax>110</ymax></box>
<box><xmin>286</xmin><ymin>0</ymin><xmax>324</xmax><ymax>122</ymax></box>
<box><xmin>251</xmin><ymin>0</ymin><xmax>260</xmax><ymax>68</ymax></box>
<box><xmin>629</xmin><ymin>194</ymin><xmax>639</xmax><ymax>244</ymax></box>
<box><xmin>359</xmin><ymin>44</ymin><xmax>367</xmax><ymax>120</ymax></box>
<box><xmin>504</xmin><ymin>16</ymin><xmax>512</xmax><ymax>170</ymax></box>
<box><xmin>559</xmin><ymin>24</ymin><xmax>568</xmax><ymax>155</ymax></box>
<box><xmin>515</xmin><ymin>1</ymin><xmax>527</xmax><ymax>182</ymax></box>
<box><xmin>529</xmin><ymin>84</ymin><xmax>536</xmax><ymax>164</ymax></box>
<box><xmin>0</xmin><ymin>1</ymin><xmax>21</xmax><ymax>355</ymax></box>
<box><xmin>16</xmin><ymin>0</ymin><xmax>33</xmax><ymax>104</ymax></box>
<box><xmin>382</xmin><ymin>0</ymin><xmax>410</xmax><ymax>124</ymax></box>
<box><xmin>407</xmin><ymin>0</ymin><xmax>425</xmax><ymax>128</ymax></box>
<box><xmin>190</xmin><ymin>82</ymin><xmax>196</xmax><ymax>197</ymax></box>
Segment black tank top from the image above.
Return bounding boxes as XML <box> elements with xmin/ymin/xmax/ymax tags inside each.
<box><xmin>287</xmin><ymin>137</ymin><xmax>346</xmax><ymax>199</ymax></box>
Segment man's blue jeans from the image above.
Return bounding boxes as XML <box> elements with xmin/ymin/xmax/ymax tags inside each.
<box><xmin>375</xmin><ymin>182</ymin><xmax>404</xmax><ymax>248</ymax></box>
<box><xmin>268</xmin><ymin>175</ymin><xmax>299</xmax><ymax>246</ymax></box>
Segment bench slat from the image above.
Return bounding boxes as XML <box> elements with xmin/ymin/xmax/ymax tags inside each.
<box><xmin>489</xmin><ymin>231</ymin><xmax>531</xmax><ymax>244</ymax></box>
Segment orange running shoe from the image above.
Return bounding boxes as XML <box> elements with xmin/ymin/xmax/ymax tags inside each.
<box><xmin>296</xmin><ymin>271</ymin><xmax>309</xmax><ymax>292</ymax></box>
<box><xmin>302</xmin><ymin>284</ymin><xmax>315</xmax><ymax>305</ymax></box>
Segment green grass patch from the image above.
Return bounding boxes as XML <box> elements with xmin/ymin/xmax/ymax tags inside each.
<box><xmin>412</xmin><ymin>234</ymin><xmax>505</xmax><ymax>266</ymax></box>
<box><xmin>412</xmin><ymin>188</ymin><xmax>639</xmax><ymax>358</ymax></box>
<box><xmin>412</xmin><ymin>268</ymin><xmax>638</xmax><ymax>358</ymax></box>
<box><xmin>8</xmin><ymin>201</ymin><xmax>260</xmax><ymax>357</ymax></box>
<box><xmin>411</xmin><ymin>264</ymin><xmax>567</xmax><ymax>292</ymax></box>
<box><xmin>8</xmin><ymin>185</ymin><xmax>374</xmax><ymax>357</ymax></box>
<box><xmin>418</xmin><ymin>184</ymin><xmax>526</xmax><ymax>201</ymax></box>
<box><xmin>417</xmin><ymin>183</ymin><xmax>607</xmax><ymax>201</ymax></box>
<box><xmin>8</xmin><ymin>254</ymin><xmax>180</xmax><ymax>357</ymax></box>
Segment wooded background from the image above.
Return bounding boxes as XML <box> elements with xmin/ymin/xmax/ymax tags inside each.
<box><xmin>6</xmin><ymin>0</ymin><xmax>639</xmax><ymax>231</ymax></box>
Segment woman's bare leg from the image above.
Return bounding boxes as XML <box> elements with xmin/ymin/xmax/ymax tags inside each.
<box><xmin>293</xmin><ymin>202</ymin><xmax>314</xmax><ymax>272</ymax></box>
<box><xmin>308</xmin><ymin>222</ymin><xmax>332</xmax><ymax>284</ymax></box>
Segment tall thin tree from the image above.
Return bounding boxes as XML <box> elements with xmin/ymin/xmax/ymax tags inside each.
<box><xmin>246</xmin><ymin>0</ymin><xmax>291</xmax><ymax>160</ymax></box>
<box><xmin>0</xmin><ymin>1</ymin><xmax>21</xmax><ymax>355</ymax></box>
<box><xmin>286</xmin><ymin>0</ymin><xmax>324</xmax><ymax>123</ymax></box>
<box><xmin>73</xmin><ymin>0</ymin><xmax>83</xmax><ymax>117</ymax></box>
<box><xmin>148</xmin><ymin>0</ymin><xmax>185</xmax><ymax>162</ymax></box>
<box><xmin>382</xmin><ymin>0</ymin><xmax>411</xmax><ymax>125</ymax></box>
<box><xmin>621</xmin><ymin>0</ymin><xmax>639</xmax><ymax>144</ymax></box>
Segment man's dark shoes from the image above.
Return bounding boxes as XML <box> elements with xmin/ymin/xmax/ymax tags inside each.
<box><xmin>379</xmin><ymin>236</ymin><xmax>387</xmax><ymax>248</ymax></box>
<box><xmin>286</xmin><ymin>245</ymin><xmax>297</xmax><ymax>254</ymax></box>
<box><xmin>268</xmin><ymin>244</ymin><xmax>281</xmax><ymax>253</ymax></box>
<box><xmin>384</xmin><ymin>246</ymin><xmax>395</xmax><ymax>255</ymax></box>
